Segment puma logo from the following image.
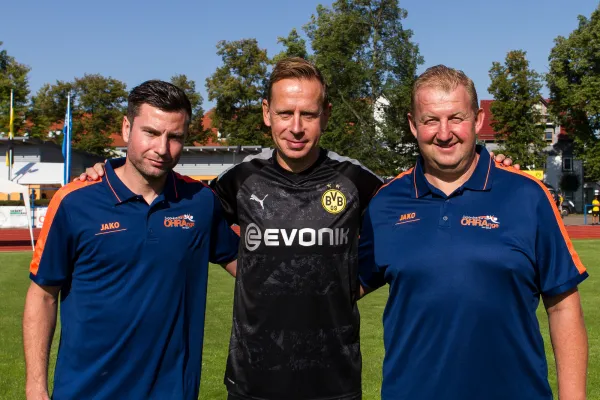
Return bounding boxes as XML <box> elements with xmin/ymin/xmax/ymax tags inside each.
<box><xmin>250</xmin><ymin>194</ymin><xmax>268</xmax><ymax>209</ymax></box>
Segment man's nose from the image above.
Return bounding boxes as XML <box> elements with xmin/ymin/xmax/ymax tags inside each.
<box><xmin>437</xmin><ymin>119</ymin><xmax>452</xmax><ymax>142</ymax></box>
<box><xmin>289</xmin><ymin>113</ymin><xmax>304</xmax><ymax>134</ymax></box>
<box><xmin>155</xmin><ymin>134</ymin><xmax>168</xmax><ymax>155</ymax></box>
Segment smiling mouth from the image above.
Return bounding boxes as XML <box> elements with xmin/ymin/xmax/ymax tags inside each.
<box><xmin>435</xmin><ymin>142</ymin><xmax>457</xmax><ymax>149</ymax></box>
<box><xmin>149</xmin><ymin>159</ymin><xmax>170</xmax><ymax>166</ymax></box>
<box><xmin>286</xmin><ymin>139</ymin><xmax>308</xmax><ymax>148</ymax></box>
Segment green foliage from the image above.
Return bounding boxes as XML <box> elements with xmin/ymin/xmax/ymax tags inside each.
<box><xmin>170</xmin><ymin>74</ymin><xmax>211</xmax><ymax>145</ymax></box>
<box><xmin>205</xmin><ymin>39</ymin><xmax>271</xmax><ymax>146</ymax></box>
<box><xmin>305</xmin><ymin>0</ymin><xmax>423</xmax><ymax>176</ymax></box>
<box><xmin>272</xmin><ymin>29</ymin><xmax>309</xmax><ymax>64</ymax></box>
<box><xmin>488</xmin><ymin>50</ymin><xmax>546</xmax><ymax>168</ymax></box>
<box><xmin>71</xmin><ymin>74</ymin><xmax>127</xmax><ymax>157</ymax></box>
<box><xmin>0</xmin><ymin>42</ymin><xmax>30</xmax><ymax>135</ymax></box>
<box><xmin>560</xmin><ymin>172</ymin><xmax>581</xmax><ymax>193</ymax></box>
<box><xmin>577</xmin><ymin>141</ymin><xmax>600</xmax><ymax>182</ymax></box>
<box><xmin>31</xmin><ymin>75</ymin><xmax>127</xmax><ymax>157</ymax></box>
<box><xmin>203</xmin><ymin>1</ymin><xmax>423</xmax><ymax>175</ymax></box>
<box><xmin>547</xmin><ymin>4</ymin><xmax>600</xmax><ymax>181</ymax></box>
<box><xmin>29</xmin><ymin>81</ymin><xmax>73</xmax><ymax>141</ymax></box>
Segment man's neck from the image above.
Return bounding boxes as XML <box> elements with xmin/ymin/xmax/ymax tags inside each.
<box><xmin>276</xmin><ymin>147</ymin><xmax>321</xmax><ymax>173</ymax></box>
<box><xmin>114</xmin><ymin>160</ymin><xmax>167</xmax><ymax>204</ymax></box>
<box><xmin>423</xmin><ymin>153</ymin><xmax>479</xmax><ymax>196</ymax></box>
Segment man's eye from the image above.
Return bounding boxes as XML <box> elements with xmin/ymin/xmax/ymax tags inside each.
<box><xmin>302</xmin><ymin>114</ymin><xmax>319</xmax><ymax>121</ymax></box>
<box><xmin>451</xmin><ymin>117</ymin><xmax>464</xmax><ymax>123</ymax></box>
<box><xmin>278</xmin><ymin>113</ymin><xmax>293</xmax><ymax>120</ymax></box>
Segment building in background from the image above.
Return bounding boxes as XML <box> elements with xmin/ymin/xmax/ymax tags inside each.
<box><xmin>478</xmin><ymin>99</ymin><xmax>585</xmax><ymax>212</ymax></box>
<box><xmin>0</xmin><ymin>137</ymin><xmax>104</xmax><ymax>201</ymax></box>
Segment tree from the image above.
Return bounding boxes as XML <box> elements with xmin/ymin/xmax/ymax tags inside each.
<box><xmin>72</xmin><ymin>74</ymin><xmax>127</xmax><ymax>157</ymax></box>
<box><xmin>170</xmin><ymin>74</ymin><xmax>210</xmax><ymax>145</ymax></box>
<box><xmin>560</xmin><ymin>172</ymin><xmax>580</xmax><ymax>193</ymax></box>
<box><xmin>488</xmin><ymin>50</ymin><xmax>546</xmax><ymax>168</ymax></box>
<box><xmin>304</xmin><ymin>0</ymin><xmax>423</xmax><ymax>176</ymax></box>
<box><xmin>272</xmin><ymin>29</ymin><xmax>309</xmax><ymax>64</ymax></box>
<box><xmin>0</xmin><ymin>42</ymin><xmax>30</xmax><ymax>135</ymax></box>
<box><xmin>547</xmin><ymin>4</ymin><xmax>600</xmax><ymax>181</ymax></box>
<box><xmin>206</xmin><ymin>39</ymin><xmax>271</xmax><ymax>146</ymax></box>
<box><xmin>29</xmin><ymin>81</ymin><xmax>73</xmax><ymax>140</ymax></box>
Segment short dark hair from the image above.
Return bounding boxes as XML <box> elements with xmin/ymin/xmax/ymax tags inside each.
<box><xmin>266</xmin><ymin>57</ymin><xmax>329</xmax><ymax>107</ymax></box>
<box><xmin>127</xmin><ymin>80</ymin><xmax>192</xmax><ymax>125</ymax></box>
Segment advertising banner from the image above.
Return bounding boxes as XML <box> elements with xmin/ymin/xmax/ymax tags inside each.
<box><xmin>34</xmin><ymin>207</ymin><xmax>48</xmax><ymax>228</ymax></box>
<box><xmin>0</xmin><ymin>207</ymin><xmax>29</xmax><ymax>228</ymax></box>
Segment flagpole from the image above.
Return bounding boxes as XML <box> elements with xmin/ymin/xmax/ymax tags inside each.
<box><xmin>7</xmin><ymin>89</ymin><xmax>14</xmax><ymax>180</ymax></box>
<box><xmin>62</xmin><ymin>93</ymin><xmax>72</xmax><ymax>185</ymax></box>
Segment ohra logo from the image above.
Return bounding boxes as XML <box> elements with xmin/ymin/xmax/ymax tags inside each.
<box><xmin>164</xmin><ymin>214</ymin><xmax>195</xmax><ymax>229</ymax></box>
<box><xmin>461</xmin><ymin>215</ymin><xmax>500</xmax><ymax>230</ymax></box>
<box><xmin>321</xmin><ymin>185</ymin><xmax>347</xmax><ymax>214</ymax></box>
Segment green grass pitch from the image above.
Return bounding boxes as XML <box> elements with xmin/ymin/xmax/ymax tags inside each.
<box><xmin>1</xmin><ymin>240</ymin><xmax>598</xmax><ymax>399</ymax></box>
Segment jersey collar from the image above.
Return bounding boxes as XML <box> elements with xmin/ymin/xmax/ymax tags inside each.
<box><xmin>104</xmin><ymin>158</ymin><xmax>179</xmax><ymax>205</ymax></box>
<box><xmin>272</xmin><ymin>148</ymin><xmax>327</xmax><ymax>179</ymax></box>
<box><xmin>413</xmin><ymin>145</ymin><xmax>494</xmax><ymax>198</ymax></box>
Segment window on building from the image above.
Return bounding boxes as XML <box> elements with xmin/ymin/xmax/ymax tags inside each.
<box><xmin>545</xmin><ymin>130</ymin><xmax>553</xmax><ymax>141</ymax></box>
<box><xmin>563</xmin><ymin>157</ymin><xmax>572</xmax><ymax>171</ymax></box>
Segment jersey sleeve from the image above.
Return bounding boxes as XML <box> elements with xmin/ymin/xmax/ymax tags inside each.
<box><xmin>355</xmin><ymin>169</ymin><xmax>384</xmax><ymax>214</ymax></box>
<box><xmin>29</xmin><ymin>193</ymin><xmax>74</xmax><ymax>286</ymax></box>
<box><xmin>535</xmin><ymin>190</ymin><xmax>588</xmax><ymax>297</ymax></box>
<box><xmin>209</xmin><ymin>167</ymin><xmax>239</xmax><ymax>225</ymax></box>
<box><xmin>209</xmin><ymin>194</ymin><xmax>240</xmax><ymax>264</ymax></box>
<box><xmin>358</xmin><ymin>205</ymin><xmax>387</xmax><ymax>290</ymax></box>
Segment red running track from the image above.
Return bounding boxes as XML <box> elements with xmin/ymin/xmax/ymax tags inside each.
<box><xmin>1</xmin><ymin>225</ymin><xmax>599</xmax><ymax>252</ymax></box>
<box><xmin>0</xmin><ymin>228</ymin><xmax>41</xmax><ymax>251</ymax></box>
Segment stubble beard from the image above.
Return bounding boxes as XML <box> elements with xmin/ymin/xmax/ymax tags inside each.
<box><xmin>130</xmin><ymin>156</ymin><xmax>172</xmax><ymax>185</ymax></box>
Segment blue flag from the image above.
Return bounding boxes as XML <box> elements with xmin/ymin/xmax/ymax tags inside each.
<box><xmin>62</xmin><ymin>94</ymin><xmax>72</xmax><ymax>185</ymax></box>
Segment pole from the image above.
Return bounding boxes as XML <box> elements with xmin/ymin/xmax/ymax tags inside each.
<box><xmin>8</xmin><ymin>89</ymin><xmax>14</xmax><ymax>180</ymax></box>
<box><xmin>63</xmin><ymin>93</ymin><xmax>71</xmax><ymax>184</ymax></box>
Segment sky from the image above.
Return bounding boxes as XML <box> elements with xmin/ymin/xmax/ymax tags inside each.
<box><xmin>1</xmin><ymin>0</ymin><xmax>599</xmax><ymax>108</ymax></box>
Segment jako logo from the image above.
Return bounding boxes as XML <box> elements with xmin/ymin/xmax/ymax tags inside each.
<box><xmin>101</xmin><ymin>222</ymin><xmax>120</xmax><ymax>231</ymax></box>
<box><xmin>244</xmin><ymin>223</ymin><xmax>349</xmax><ymax>252</ymax></box>
<box><xmin>460</xmin><ymin>215</ymin><xmax>500</xmax><ymax>230</ymax></box>
<box><xmin>395</xmin><ymin>212</ymin><xmax>419</xmax><ymax>225</ymax></box>
<box><xmin>164</xmin><ymin>214</ymin><xmax>195</xmax><ymax>229</ymax></box>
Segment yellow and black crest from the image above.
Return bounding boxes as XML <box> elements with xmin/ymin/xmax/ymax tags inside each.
<box><xmin>321</xmin><ymin>184</ymin><xmax>347</xmax><ymax>214</ymax></box>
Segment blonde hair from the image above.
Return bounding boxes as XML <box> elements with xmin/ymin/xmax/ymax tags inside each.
<box><xmin>411</xmin><ymin>65</ymin><xmax>479</xmax><ymax>114</ymax></box>
<box><xmin>267</xmin><ymin>57</ymin><xmax>329</xmax><ymax>107</ymax></box>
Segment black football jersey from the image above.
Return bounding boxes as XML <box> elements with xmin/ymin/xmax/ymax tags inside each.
<box><xmin>211</xmin><ymin>148</ymin><xmax>383</xmax><ymax>400</ymax></box>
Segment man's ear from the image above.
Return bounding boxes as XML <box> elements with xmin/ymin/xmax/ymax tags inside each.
<box><xmin>262</xmin><ymin>99</ymin><xmax>271</xmax><ymax>127</ymax></box>
<box><xmin>475</xmin><ymin>108</ymin><xmax>485</xmax><ymax>134</ymax></box>
<box><xmin>407</xmin><ymin>113</ymin><xmax>418</xmax><ymax>139</ymax></box>
<box><xmin>122</xmin><ymin>116</ymin><xmax>131</xmax><ymax>143</ymax></box>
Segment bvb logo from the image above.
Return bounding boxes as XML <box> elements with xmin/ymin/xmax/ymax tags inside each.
<box><xmin>321</xmin><ymin>185</ymin><xmax>347</xmax><ymax>214</ymax></box>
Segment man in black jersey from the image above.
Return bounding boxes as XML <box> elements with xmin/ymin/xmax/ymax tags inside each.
<box><xmin>211</xmin><ymin>58</ymin><xmax>383</xmax><ymax>400</ymax></box>
<box><xmin>79</xmin><ymin>58</ymin><xmax>515</xmax><ymax>400</ymax></box>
